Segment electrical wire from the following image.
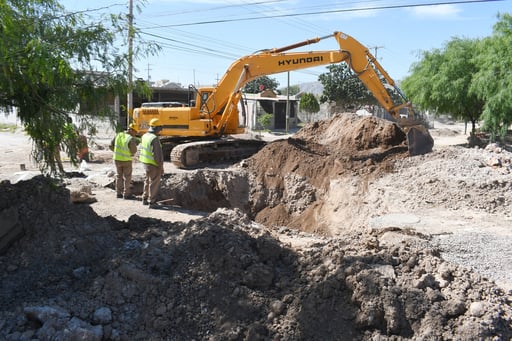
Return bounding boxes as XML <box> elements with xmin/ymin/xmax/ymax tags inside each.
<box><xmin>141</xmin><ymin>31</ymin><xmax>240</xmax><ymax>60</ymax></box>
<box><xmin>142</xmin><ymin>0</ymin><xmax>503</xmax><ymax>28</ymax></box>
<box><xmin>50</xmin><ymin>0</ymin><xmax>504</xmax><ymax>83</ymax></box>
<box><xmin>142</xmin><ymin>0</ymin><xmax>288</xmax><ymax>18</ymax></box>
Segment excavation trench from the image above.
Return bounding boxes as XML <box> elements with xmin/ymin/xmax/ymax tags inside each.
<box><xmin>148</xmin><ymin>113</ymin><xmax>410</xmax><ymax>235</ymax></box>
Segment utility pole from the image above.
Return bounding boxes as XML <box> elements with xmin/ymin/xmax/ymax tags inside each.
<box><xmin>370</xmin><ymin>45</ymin><xmax>384</xmax><ymax>60</ymax></box>
<box><xmin>146</xmin><ymin>63</ymin><xmax>152</xmax><ymax>83</ymax></box>
<box><xmin>126</xmin><ymin>0</ymin><xmax>134</xmax><ymax>128</ymax></box>
<box><xmin>285</xmin><ymin>71</ymin><xmax>290</xmax><ymax>133</ymax></box>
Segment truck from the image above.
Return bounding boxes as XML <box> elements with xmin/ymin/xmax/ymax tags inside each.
<box><xmin>132</xmin><ymin>31</ymin><xmax>434</xmax><ymax>168</ymax></box>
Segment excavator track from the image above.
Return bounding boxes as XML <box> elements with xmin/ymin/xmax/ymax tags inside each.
<box><xmin>170</xmin><ymin>139</ymin><xmax>266</xmax><ymax>169</ymax></box>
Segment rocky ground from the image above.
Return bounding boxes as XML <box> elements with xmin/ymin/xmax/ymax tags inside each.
<box><xmin>0</xmin><ymin>113</ymin><xmax>511</xmax><ymax>340</ymax></box>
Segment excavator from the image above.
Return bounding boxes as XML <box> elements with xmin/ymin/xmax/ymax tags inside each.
<box><xmin>132</xmin><ymin>31</ymin><xmax>434</xmax><ymax>168</ymax></box>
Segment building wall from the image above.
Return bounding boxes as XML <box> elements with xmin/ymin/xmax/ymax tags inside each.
<box><xmin>243</xmin><ymin>94</ymin><xmax>298</xmax><ymax>131</ymax></box>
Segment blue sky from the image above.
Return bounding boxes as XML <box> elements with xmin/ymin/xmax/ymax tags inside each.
<box><xmin>60</xmin><ymin>0</ymin><xmax>510</xmax><ymax>89</ymax></box>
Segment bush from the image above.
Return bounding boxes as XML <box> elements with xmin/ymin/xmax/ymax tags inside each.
<box><xmin>258</xmin><ymin>113</ymin><xmax>273</xmax><ymax>131</ymax></box>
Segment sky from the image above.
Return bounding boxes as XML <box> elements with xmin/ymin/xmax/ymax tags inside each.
<box><xmin>59</xmin><ymin>0</ymin><xmax>511</xmax><ymax>89</ymax></box>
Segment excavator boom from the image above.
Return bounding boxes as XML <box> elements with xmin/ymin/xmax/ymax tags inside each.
<box><xmin>133</xmin><ymin>31</ymin><xmax>433</xmax><ymax>168</ymax></box>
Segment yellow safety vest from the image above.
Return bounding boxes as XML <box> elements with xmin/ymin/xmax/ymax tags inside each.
<box><xmin>139</xmin><ymin>132</ymin><xmax>159</xmax><ymax>166</ymax></box>
<box><xmin>113</xmin><ymin>132</ymin><xmax>133</xmax><ymax>162</ymax></box>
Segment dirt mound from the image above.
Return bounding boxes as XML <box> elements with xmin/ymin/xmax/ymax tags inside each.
<box><xmin>295</xmin><ymin>113</ymin><xmax>407</xmax><ymax>152</ymax></box>
<box><xmin>1</xmin><ymin>177</ymin><xmax>511</xmax><ymax>340</ymax></box>
<box><xmin>245</xmin><ymin>113</ymin><xmax>408</xmax><ymax>233</ymax></box>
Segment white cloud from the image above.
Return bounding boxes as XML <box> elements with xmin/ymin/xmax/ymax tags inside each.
<box><xmin>408</xmin><ymin>4</ymin><xmax>461</xmax><ymax>18</ymax></box>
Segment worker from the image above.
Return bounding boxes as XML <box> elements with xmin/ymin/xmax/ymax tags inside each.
<box><xmin>139</xmin><ymin>118</ymin><xmax>164</xmax><ymax>208</ymax></box>
<box><xmin>110</xmin><ymin>123</ymin><xmax>139</xmax><ymax>200</ymax></box>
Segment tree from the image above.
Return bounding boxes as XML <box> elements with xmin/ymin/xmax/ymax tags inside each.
<box><xmin>0</xmin><ymin>0</ymin><xmax>157</xmax><ymax>174</ymax></box>
<box><xmin>299</xmin><ymin>93</ymin><xmax>320</xmax><ymax>122</ymax></box>
<box><xmin>243</xmin><ymin>76</ymin><xmax>280</xmax><ymax>94</ymax></box>
<box><xmin>470</xmin><ymin>13</ymin><xmax>512</xmax><ymax>140</ymax></box>
<box><xmin>401</xmin><ymin>38</ymin><xmax>483</xmax><ymax>134</ymax></box>
<box><xmin>318</xmin><ymin>63</ymin><xmax>376</xmax><ymax>111</ymax></box>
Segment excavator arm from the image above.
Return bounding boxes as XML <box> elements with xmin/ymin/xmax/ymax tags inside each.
<box><xmin>209</xmin><ymin>31</ymin><xmax>432</xmax><ymax>155</ymax></box>
<box><xmin>212</xmin><ymin>32</ymin><xmax>404</xmax><ymax>131</ymax></box>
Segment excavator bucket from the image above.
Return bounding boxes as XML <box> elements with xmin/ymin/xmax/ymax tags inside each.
<box><xmin>396</xmin><ymin>117</ymin><xmax>434</xmax><ymax>156</ymax></box>
<box><xmin>406</xmin><ymin>125</ymin><xmax>434</xmax><ymax>156</ymax></box>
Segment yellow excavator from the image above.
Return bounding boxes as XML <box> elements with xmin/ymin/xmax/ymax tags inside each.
<box><xmin>132</xmin><ymin>31</ymin><xmax>434</xmax><ymax>168</ymax></box>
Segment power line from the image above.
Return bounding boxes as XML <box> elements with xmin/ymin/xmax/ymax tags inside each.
<box><xmin>136</xmin><ymin>20</ymin><xmax>251</xmax><ymax>53</ymax></box>
<box><xmin>140</xmin><ymin>31</ymin><xmax>240</xmax><ymax>60</ymax></box>
<box><xmin>142</xmin><ymin>0</ymin><xmax>287</xmax><ymax>18</ymax></box>
<box><xmin>55</xmin><ymin>3</ymin><xmax>126</xmax><ymax>19</ymax></box>
<box><xmin>133</xmin><ymin>1</ymin><xmax>396</xmax><ymax>58</ymax></box>
<box><xmin>73</xmin><ymin>0</ymin><xmax>501</xmax><ymax>83</ymax></box>
<box><xmin>142</xmin><ymin>0</ymin><xmax>503</xmax><ymax>29</ymax></box>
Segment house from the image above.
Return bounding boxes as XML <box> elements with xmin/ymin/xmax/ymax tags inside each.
<box><xmin>242</xmin><ymin>90</ymin><xmax>299</xmax><ymax>131</ymax></box>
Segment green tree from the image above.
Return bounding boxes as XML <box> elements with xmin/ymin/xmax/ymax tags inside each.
<box><xmin>402</xmin><ymin>38</ymin><xmax>483</xmax><ymax>134</ymax></box>
<box><xmin>318</xmin><ymin>63</ymin><xmax>376</xmax><ymax>111</ymax></box>
<box><xmin>471</xmin><ymin>13</ymin><xmax>512</xmax><ymax>140</ymax></box>
<box><xmin>299</xmin><ymin>93</ymin><xmax>320</xmax><ymax>122</ymax></box>
<box><xmin>0</xmin><ymin>0</ymin><xmax>157</xmax><ymax>174</ymax></box>
<box><xmin>243</xmin><ymin>76</ymin><xmax>280</xmax><ymax>94</ymax></box>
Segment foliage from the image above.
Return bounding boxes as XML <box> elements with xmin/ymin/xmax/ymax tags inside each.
<box><xmin>299</xmin><ymin>93</ymin><xmax>320</xmax><ymax>122</ymax></box>
<box><xmin>470</xmin><ymin>13</ymin><xmax>512</xmax><ymax>140</ymax></box>
<box><xmin>318</xmin><ymin>63</ymin><xmax>376</xmax><ymax>111</ymax></box>
<box><xmin>243</xmin><ymin>76</ymin><xmax>280</xmax><ymax>94</ymax></box>
<box><xmin>402</xmin><ymin>38</ymin><xmax>483</xmax><ymax>134</ymax></box>
<box><xmin>402</xmin><ymin>13</ymin><xmax>512</xmax><ymax>141</ymax></box>
<box><xmin>0</xmin><ymin>0</ymin><xmax>159</xmax><ymax>174</ymax></box>
<box><xmin>257</xmin><ymin>113</ymin><xmax>273</xmax><ymax>131</ymax></box>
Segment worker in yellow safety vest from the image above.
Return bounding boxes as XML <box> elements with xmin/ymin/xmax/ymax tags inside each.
<box><xmin>110</xmin><ymin>123</ymin><xmax>139</xmax><ymax>199</ymax></box>
<box><xmin>139</xmin><ymin>118</ymin><xmax>164</xmax><ymax>208</ymax></box>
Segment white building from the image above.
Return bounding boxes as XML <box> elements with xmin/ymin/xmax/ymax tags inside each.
<box><xmin>242</xmin><ymin>90</ymin><xmax>299</xmax><ymax>131</ymax></box>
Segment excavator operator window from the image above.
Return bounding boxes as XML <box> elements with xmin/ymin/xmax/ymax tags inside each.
<box><xmin>201</xmin><ymin>92</ymin><xmax>210</xmax><ymax>105</ymax></box>
<box><xmin>200</xmin><ymin>92</ymin><xmax>213</xmax><ymax>113</ymax></box>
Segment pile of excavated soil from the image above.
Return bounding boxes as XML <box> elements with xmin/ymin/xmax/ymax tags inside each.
<box><xmin>1</xmin><ymin>113</ymin><xmax>511</xmax><ymax>339</ymax></box>
<box><xmin>1</xmin><ymin>176</ymin><xmax>511</xmax><ymax>340</ymax></box>
<box><xmin>294</xmin><ymin>112</ymin><xmax>407</xmax><ymax>152</ymax></box>
<box><xmin>244</xmin><ymin>113</ymin><xmax>409</xmax><ymax>233</ymax></box>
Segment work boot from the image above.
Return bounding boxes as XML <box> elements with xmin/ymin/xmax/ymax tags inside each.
<box><xmin>148</xmin><ymin>202</ymin><xmax>159</xmax><ymax>209</ymax></box>
<box><xmin>142</xmin><ymin>199</ymin><xmax>149</xmax><ymax>205</ymax></box>
<box><xmin>116</xmin><ymin>193</ymin><xmax>123</xmax><ymax>199</ymax></box>
<box><xmin>123</xmin><ymin>194</ymin><xmax>136</xmax><ymax>200</ymax></box>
